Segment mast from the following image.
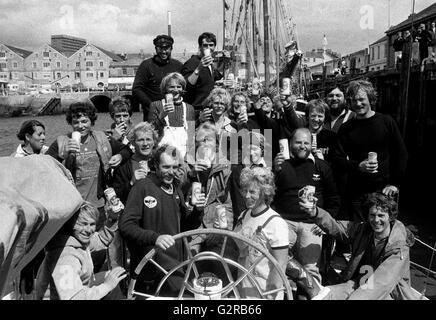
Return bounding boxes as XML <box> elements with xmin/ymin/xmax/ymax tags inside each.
<box><xmin>246</xmin><ymin>2</ymin><xmax>252</xmax><ymax>81</ymax></box>
<box><xmin>167</xmin><ymin>11</ymin><xmax>171</xmax><ymax>37</ymax></box>
<box><xmin>263</xmin><ymin>0</ymin><xmax>270</xmax><ymax>87</ymax></box>
<box><xmin>223</xmin><ymin>0</ymin><xmax>226</xmax><ymax>50</ymax></box>
<box><xmin>276</xmin><ymin>0</ymin><xmax>280</xmax><ymax>92</ymax></box>
<box><xmin>252</xmin><ymin>0</ymin><xmax>258</xmax><ymax>72</ymax></box>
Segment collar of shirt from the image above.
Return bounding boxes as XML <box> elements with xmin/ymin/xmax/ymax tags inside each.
<box><xmin>290</xmin><ymin>152</ymin><xmax>316</xmax><ymax>163</ymax></box>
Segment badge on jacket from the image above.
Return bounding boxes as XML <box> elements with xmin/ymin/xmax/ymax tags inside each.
<box><xmin>144</xmin><ymin>196</ymin><xmax>157</xmax><ymax>208</ymax></box>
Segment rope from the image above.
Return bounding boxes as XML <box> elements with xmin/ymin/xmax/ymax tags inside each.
<box><xmin>415</xmin><ymin>238</ymin><xmax>436</xmax><ymax>252</ymax></box>
<box><xmin>410</xmin><ymin>261</ymin><xmax>436</xmax><ymax>277</ymax></box>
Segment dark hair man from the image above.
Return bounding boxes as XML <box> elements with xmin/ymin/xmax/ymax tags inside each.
<box><xmin>324</xmin><ymin>86</ymin><xmax>355</xmax><ymax>133</ymax></box>
<box><xmin>133</xmin><ymin>35</ymin><xmax>183</xmax><ymax>121</ymax></box>
<box><xmin>331</xmin><ymin>80</ymin><xmax>408</xmax><ymax>222</ymax></box>
<box><xmin>181</xmin><ymin>32</ymin><xmax>224</xmax><ymax>116</ymax></box>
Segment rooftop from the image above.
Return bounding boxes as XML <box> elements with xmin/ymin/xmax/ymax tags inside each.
<box><xmin>387</xmin><ymin>3</ymin><xmax>436</xmax><ymax>35</ymax></box>
<box><xmin>4</xmin><ymin>44</ymin><xmax>33</xmax><ymax>58</ymax></box>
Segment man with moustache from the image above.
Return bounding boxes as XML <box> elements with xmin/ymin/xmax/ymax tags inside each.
<box><xmin>272</xmin><ymin>128</ymin><xmax>340</xmax><ymax>286</ymax></box>
<box><xmin>332</xmin><ymin>80</ymin><xmax>408</xmax><ymax>222</ymax></box>
<box><xmin>133</xmin><ymin>35</ymin><xmax>183</xmax><ymax>121</ymax></box>
<box><xmin>324</xmin><ymin>86</ymin><xmax>355</xmax><ymax>133</ymax></box>
<box><xmin>119</xmin><ymin>145</ymin><xmax>206</xmax><ymax>295</ymax></box>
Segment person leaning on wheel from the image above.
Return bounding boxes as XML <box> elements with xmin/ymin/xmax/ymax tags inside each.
<box><xmin>119</xmin><ymin>144</ymin><xmax>206</xmax><ymax>295</ymax></box>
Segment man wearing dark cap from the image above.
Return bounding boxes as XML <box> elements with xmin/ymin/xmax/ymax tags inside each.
<box><xmin>133</xmin><ymin>35</ymin><xmax>183</xmax><ymax>121</ymax></box>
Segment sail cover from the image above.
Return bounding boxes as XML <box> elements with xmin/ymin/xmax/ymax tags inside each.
<box><xmin>0</xmin><ymin>155</ymin><xmax>83</xmax><ymax>297</ymax></box>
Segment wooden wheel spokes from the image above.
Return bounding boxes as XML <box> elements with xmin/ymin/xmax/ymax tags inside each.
<box><xmin>128</xmin><ymin>229</ymin><xmax>292</xmax><ymax>300</ymax></box>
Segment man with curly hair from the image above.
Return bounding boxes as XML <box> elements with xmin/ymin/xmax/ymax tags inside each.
<box><xmin>331</xmin><ymin>80</ymin><xmax>408</xmax><ymax>222</ymax></box>
<box><xmin>300</xmin><ymin>192</ymin><xmax>419</xmax><ymax>300</ymax></box>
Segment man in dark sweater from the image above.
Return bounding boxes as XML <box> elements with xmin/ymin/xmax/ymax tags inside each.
<box><xmin>272</xmin><ymin>128</ymin><xmax>340</xmax><ymax>283</ymax></box>
<box><xmin>332</xmin><ymin>80</ymin><xmax>408</xmax><ymax>222</ymax></box>
<box><xmin>181</xmin><ymin>32</ymin><xmax>223</xmax><ymax>115</ymax></box>
<box><xmin>132</xmin><ymin>35</ymin><xmax>183</xmax><ymax>121</ymax></box>
<box><xmin>119</xmin><ymin>145</ymin><xmax>205</xmax><ymax>295</ymax></box>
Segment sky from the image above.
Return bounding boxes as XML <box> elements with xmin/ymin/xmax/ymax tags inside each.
<box><xmin>0</xmin><ymin>0</ymin><xmax>435</xmax><ymax>56</ymax></box>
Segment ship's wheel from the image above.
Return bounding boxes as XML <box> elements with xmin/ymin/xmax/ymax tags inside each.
<box><xmin>127</xmin><ymin>228</ymin><xmax>292</xmax><ymax>300</ymax></box>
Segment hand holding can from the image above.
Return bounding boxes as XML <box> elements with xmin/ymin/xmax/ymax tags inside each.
<box><xmin>367</xmin><ymin>152</ymin><xmax>378</xmax><ymax>173</ymax></box>
<box><xmin>165</xmin><ymin>93</ymin><xmax>175</xmax><ymax>113</ymax></box>
<box><xmin>214</xmin><ymin>204</ymin><xmax>228</xmax><ymax>229</ymax></box>
<box><xmin>191</xmin><ymin>182</ymin><xmax>202</xmax><ymax>205</ymax></box>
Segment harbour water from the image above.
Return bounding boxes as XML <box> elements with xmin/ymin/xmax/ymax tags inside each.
<box><xmin>0</xmin><ymin>112</ymin><xmax>144</xmax><ymax>157</ymax></box>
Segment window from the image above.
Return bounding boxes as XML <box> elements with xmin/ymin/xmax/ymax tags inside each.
<box><xmin>13</xmin><ymin>62</ymin><xmax>18</xmax><ymax>68</ymax></box>
<box><xmin>43</xmin><ymin>51</ymin><xmax>49</xmax><ymax>58</ymax></box>
<box><xmin>377</xmin><ymin>46</ymin><xmax>380</xmax><ymax>60</ymax></box>
<box><xmin>56</xmin><ymin>73</ymin><xmax>61</xmax><ymax>79</ymax></box>
<box><xmin>313</xmin><ymin>58</ymin><xmax>316</xmax><ymax>62</ymax></box>
<box><xmin>33</xmin><ymin>62</ymin><xmax>37</xmax><ymax>69</ymax></box>
<box><xmin>86</xmin><ymin>72</ymin><xmax>93</xmax><ymax>78</ymax></box>
<box><xmin>86</xmin><ymin>61</ymin><xmax>93</xmax><ymax>67</ymax></box>
<box><xmin>100</xmin><ymin>72</ymin><xmax>104</xmax><ymax>78</ymax></box>
<box><xmin>0</xmin><ymin>52</ymin><xmax>5</xmax><ymax>58</ymax></box>
<box><xmin>12</xmin><ymin>72</ymin><xmax>18</xmax><ymax>79</ymax></box>
<box><xmin>75</xmin><ymin>72</ymin><xmax>80</xmax><ymax>79</ymax></box>
<box><xmin>76</xmin><ymin>62</ymin><xmax>80</xmax><ymax>68</ymax></box>
<box><xmin>86</xmin><ymin>51</ymin><xmax>92</xmax><ymax>57</ymax></box>
<box><xmin>43</xmin><ymin>62</ymin><xmax>50</xmax><ymax>68</ymax></box>
<box><xmin>0</xmin><ymin>63</ymin><xmax>6</xmax><ymax>69</ymax></box>
<box><xmin>122</xmin><ymin>68</ymin><xmax>127</xmax><ymax>75</ymax></box>
<box><xmin>56</xmin><ymin>61</ymin><xmax>61</xmax><ymax>68</ymax></box>
<box><xmin>99</xmin><ymin>61</ymin><xmax>104</xmax><ymax>67</ymax></box>
<box><xmin>43</xmin><ymin>74</ymin><xmax>51</xmax><ymax>79</ymax></box>
<box><xmin>54</xmin><ymin>53</ymin><xmax>57</xmax><ymax>58</ymax></box>
<box><xmin>371</xmin><ymin>47</ymin><xmax>375</xmax><ymax>61</ymax></box>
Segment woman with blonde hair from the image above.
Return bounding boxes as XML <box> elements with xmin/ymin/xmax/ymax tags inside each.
<box><xmin>233</xmin><ymin>166</ymin><xmax>289</xmax><ymax>299</ymax></box>
<box><xmin>148</xmin><ymin>72</ymin><xmax>196</xmax><ymax>158</ymax></box>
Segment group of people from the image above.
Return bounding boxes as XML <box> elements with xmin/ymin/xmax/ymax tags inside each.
<box><xmin>10</xmin><ymin>30</ymin><xmax>417</xmax><ymax>300</ymax></box>
<box><xmin>393</xmin><ymin>21</ymin><xmax>436</xmax><ymax>67</ymax></box>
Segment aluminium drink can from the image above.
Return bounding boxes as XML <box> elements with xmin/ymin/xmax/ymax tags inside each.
<box><xmin>104</xmin><ymin>187</ymin><xmax>124</xmax><ymax>213</ymax></box>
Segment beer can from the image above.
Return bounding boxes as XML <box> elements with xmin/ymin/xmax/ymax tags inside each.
<box><xmin>104</xmin><ymin>187</ymin><xmax>124</xmax><ymax>213</ymax></box>
<box><xmin>240</xmin><ymin>104</ymin><xmax>247</xmax><ymax>115</ymax></box>
<box><xmin>312</xmin><ymin>133</ymin><xmax>318</xmax><ymax>150</ymax></box>
<box><xmin>282</xmin><ymin>78</ymin><xmax>291</xmax><ymax>96</ymax></box>
<box><xmin>279</xmin><ymin>139</ymin><xmax>290</xmax><ymax>160</ymax></box>
<box><xmin>215</xmin><ymin>204</ymin><xmax>228</xmax><ymax>229</ymax></box>
<box><xmin>72</xmin><ymin>131</ymin><xmax>81</xmax><ymax>144</ymax></box>
<box><xmin>139</xmin><ymin>160</ymin><xmax>149</xmax><ymax>172</ymax></box>
<box><xmin>191</xmin><ymin>182</ymin><xmax>202</xmax><ymax>205</ymax></box>
<box><xmin>204</xmin><ymin>48</ymin><xmax>211</xmax><ymax>57</ymax></box>
<box><xmin>368</xmin><ymin>152</ymin><xmax>377</xmax><ymax>163</ymax></box>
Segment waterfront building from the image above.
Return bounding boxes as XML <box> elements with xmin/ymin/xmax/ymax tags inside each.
<box><xmin>23</xmin><ymin>44</ymin><xmax>71</xmax><ymax>88</ymax></box>
<box><xmin>368</xmin><ymin>36</ymin><xmax>388</xmax><ymax>71</ymax></box>
<box><xmin>109</xmin><ymin>51</ymin><xmax>150</xmax><ymax>90</ymax></box>
<box><xmin>386</xmin><ymin>3</ymin><xmax>436</xmax><ymax>69</ymax></box>
<box><xmin>68</xmin><ymin>43</ymin><xmax>123</xmax><ymax>89</ymax></box>
<box><xmin>342</xmin><ymin>49</ymin><xmax>369</xmax><ymax>75</ymax></box>
<box><xmin>0</xmin><ymin>44</ymin><xmax>32</xmax><ymax>89</ymax></box>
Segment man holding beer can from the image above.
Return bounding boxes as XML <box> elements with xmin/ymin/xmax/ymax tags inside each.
<box><xmin>182</xmin><ymin>32</ymin><xmax>224</xmax><ymax>116</ymax></box>
<box><xmin>272</xmin><ymin>128</ymin><xmax>340</xmax><ymax>286</ymax></box>
<box><xmin>331</xmin><ymin>80</ymin><xmax>408</xmax><ymax>221</ymax></box>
